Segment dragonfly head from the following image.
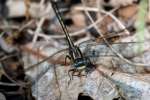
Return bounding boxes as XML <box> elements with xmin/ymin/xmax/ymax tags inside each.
<box><xmin>73</xmin><ymin>58</ymin><xmax>86</xmax><ymax>70</ymax></box>
<box><xmin>73</xmin><ymin>57</ymin><xmax>96</xmax><ymax>73</ymax></box>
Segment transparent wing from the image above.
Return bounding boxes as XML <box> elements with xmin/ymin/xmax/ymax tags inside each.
<box><xmin>78</xmin><ymin>40</ymin><xmax>143</xmax><ymax>64</ymax></box>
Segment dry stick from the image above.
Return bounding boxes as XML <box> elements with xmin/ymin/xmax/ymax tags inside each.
<box><xmin>0</xmin><ymin>32</ymin><xmax>5</xmax><ymax>38</ymax></box>
<box><xmin>0</xmin><ymin>20</ymin><xmax>34</xmax><ymax>32</ymax></box>
<box><xmin>74</xmin><ymin>33</ymin><xmax>91</xmax><ymax>45</ymax></box>
<box><xmin>19</xmin><ymin>20</ymin><xmax>34</xmax><ymax>32</ymax></box>
<box><xmin>25</xmin><ymin>47</ymin><xmax>67</xmax><ymax>71</ymax></box>
<box><xmin>101</xmin><ymin>10</ymin><xmax>129</xmax><ymax>35</ymax></box>
<box><xmin>32</xmin><ymin>17</ymin><xmax>46</xmax><ymax>43</ymax></box>
<box><xmin>49</xmin><ymin>8</ymin><xmax>118</xmax><ymax>39</ymax></box>
<box><xmin>32</xmin><ymin>0</ymin><xmax>45</xmax><ymax>43</ymax></box>
<box><xmin>73</xmin><ymin>6</ymin><xmax>135</xmax><ymax>43</ymax></box>
<box><xmin>0</xmin><ymin>25</ymin><xmax>19</xmax><ymax>30</ymax></box>
<box><xmin>30</xmin><ymin>1</ymin><xmax>59</xmax><ymax>46</ymax></box>
<box><xmin>0</xmin><ymin>55</ymin><xmax>19</xmax><ymax>62</ymax></box>
<box><xmin>33</xmin><ymin>1</ymin><xmax>46</xmax><ymax>96</ymax></box>
<box><xmin>35</xmin><ymin>48</ymin><xmax>40</xmax><ymax>99</ymax></box>
<box><xmin>74</xmin><ymin>6</ymin><xmax>130</xmax><ymax>35</ymax></box>
<box><xmin>25</xmin><ymin>0</ymin><xmax>31</xmax><ymax>20</ymax></box>
<box><xmin>74</xmin><ymin>7</ymin><xmax>99</xmax><ymax>12</ymax></box>
<box><xmin>53</xmin><ymin>65</ymin><xmax>62</xmax><ymax>100</ymax></box>
<box><xmin>28</xmin><ymin>29</ymin><xmax>59</xmax><ymax>47</ymax></box>
<box><xmin>77</xmin><ymin>3</ymin><xmax>115</xmax><ymax>92</ymax></box>
<box><xmin>32</xmin><ymin>0</ymin><xmax>48</xmax><ymax>44</ymax></box>
<box><xmin>23</xmin><ymin>39</ymin><xmax>140</xmax><ymax>72</ymax></box>
<box><xmin>28</xmin><ymin>30</ymin><xmax>51</xmax><ymax>41</ymax></box>
<box><xmin>0</xmin><ymin>67</ymin><xmax>30</xmax><ymax>87</ymax></box>
<box><xmin>40</xmin><ymin>0</ymin><xmax>45</xmax><ymax>6</ymax></box>
<box><xmin>28</xmin><ymin>30</ymin><xmax>57</xmax><ymax>45</ymax></box>
<box><xmin>95</xmin><ymin>66</ymin><xmax>150</xmax><ymax>98</ymax></box>
<box><xmin>81</xmin><ymin>0</ymin><xmax>150</xmax><ymax>67</ymax></box>
<box><xmin>99</xmin><ymin>13</ymin><xmax>150</xmax><ymax>67</ymax></box>
<box><xmin>0</xmin><ymin>82</ymin><xmax>22</xmax><ymax>86</ymax></box>
<box><xmin>24</xmin><ymin>48</ymin><xmax>64</xmax><ymax>99</ymax></box>
<box><xmin>96</xmin><ymin>76</ymin><xmax>104</xmax><ymax>98</ymax></box>
<box><xmin>73</xmin><ymin>6</ymin><xmax>130</xmax><ymax>41</ymax></box>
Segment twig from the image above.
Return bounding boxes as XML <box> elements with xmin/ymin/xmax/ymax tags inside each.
<box><xmin>101</xmin><ymin>10</ymin><xmax>130</xmax><ymax>35</ymax></box>
<box><xmin>19</xmin><ymin>20</ymin><xmax>35</xmax><ymax>32</ymax></box>
<box><xmin>0</xmin><ymin>32</ymin><xmax>5</xmax><ymax>38</ymax></box>
<box><xmin>32</xmin><ymin>0</ymin><xmax>47</xmax><ymax>44</ymax></box>
<box><xmin>32</xmin><ymin>17</ymin><xmax>46</xmax><ymax>44</ymax></box>
<box><xmin>96</xmin><ymin>66</ymin><xmax>150</xmax><ymax>99</ymax></box>
<box><xmin>30</xmin><ymin>1</ymin><xmax>59</xmax><ymax>46</ymax></box>
<box><xmin>53</xmin><ymin>65</ymin><xmax>62</xmax><ymax>100</ymax></box>
<box><xmin>28</xmin><ymin>29</ymin><xmax>59</xmax><ymax>46</ymax></box>
<box><xmin>22</xmin><ymin>45</ymin><xmax>68</xmax><ymax>71</ymax></box>
<box><xmin>49</xmin><ymin>8</ymin><xmax>118</xmax><ymax>39</ymax></box>
<box><xmin>0</xmin><ymin>25</ymin><xmax>19</xmax><ymax>30</ymax></box>
<box><xmin>81</xmin><ymin>0</ymin><xmax>150</xmax><ymax>67</ymax></box>
<box><xmin>73</xmin><ymin>6</ymin><xmax>130</xmax><ymax>35</ymax></box>
<box><xmin>74</xmin><ymin>33</ymin><xmax>91</xmax><ymax>45</ymax></box>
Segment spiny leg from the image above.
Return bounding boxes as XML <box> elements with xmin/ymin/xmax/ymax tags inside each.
<box><xmin>68</xmin><ymin>68</ymin><xmax>84</xmax><ymax>85</ymax></box>
<box><xmin>68</xmin><ymin>68</ymin><xmax>76</xmax><ymax>86</ymax></box>
<box><xmin>78</xmin><ymin>70</ymin><xmax>87</xmax><ymax>86</ymax></box>
<box><xmin>68</xmin><ymin>69</ymin><xmax>87</xmax><ymax>86</ymax></box>
<box><xmin>73</xmin><ymin>70</ymin><xmax>86</xmax><ymax>77</ymax></box>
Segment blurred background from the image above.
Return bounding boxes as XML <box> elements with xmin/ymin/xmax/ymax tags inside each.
<box><xmin>0</xmin><ymin>0</ymin><xmax>150</xmax><ymax>100</ymax></box>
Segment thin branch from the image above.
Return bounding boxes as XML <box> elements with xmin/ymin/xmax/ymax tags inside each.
<box><xmin>49</xmin><ymin>8</ymin><xmax>118</xmax><ymax>39</ymax></box>
<box><xmin>53</xmin><ymin>65</ymin><xmax>62</xmax><ymax>100</ymax></box>
<box><xmin>81</xmin><ymin>0</ymin><xmax>150</xmax><ymax>67</ymax></box>
<box><xmin>32</xmin><ymin>17</ymin><xmax>46</xmax><ymax>44</ymax></box>
<box><xmin>28</xmin><ymin>29</ymin><xmax>59</xmax><ymax>47</ymax></box>
<box><xmin>96</xmin><ymin>66</ymin><xmax>150</xmax><ymax>98</ymax></box>
<box><xmin>73</xmin><ymin>6</ymin><xmax>130</xmax><ymax>35</ymax></box>
<box><xmin>22</xmin><ymin>45</ymin><xmax>68</xmax><ymax>71</ymax></box>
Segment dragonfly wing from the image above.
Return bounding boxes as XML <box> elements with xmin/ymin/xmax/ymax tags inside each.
<box><xmin>79</xmin><ymin>40</ymin><xmax>143</xmax><ymax>62</ymax></box>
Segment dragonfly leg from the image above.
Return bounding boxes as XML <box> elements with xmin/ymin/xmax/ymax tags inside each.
<box><xmin>68</xmin><ymin>68</ymin><xmax>76</xmax><ymax>85</ymax></box>
<box><xmin>65</xmin><ymin>55</ymin><xmax>71</xmax><ymax>65</ymax></box>
<box><xmin>72</xmin><ymin>70</ymin><xmax>86</xmax><ymax>77</ymax></box>
<box><xmin>79</xmin><ymin>70</ymin><xmax>86</xmax><ymax>77</ymax></box>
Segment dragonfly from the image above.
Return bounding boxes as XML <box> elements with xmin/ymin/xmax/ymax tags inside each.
<box><xmin>21</xmin><ymin>1</ymin><xmax>144</xmax><ymax>99</ymax></box>
<box><xmin>0</xmin><ymin>1</ymin><xmax>144</xmax><ymax>100</ymax></box>
<box><xmin>25</xmin><ymin>0</ymin><xmax>144</xmax><ymax>82</ymax></box>
<box><xmin>50</xmin><ymin>0</ymin><xmax>96</xmax><ymax>80</ymax></box>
